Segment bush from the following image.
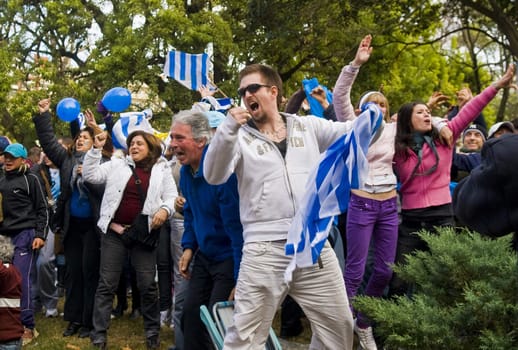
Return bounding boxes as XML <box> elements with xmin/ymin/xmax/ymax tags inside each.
<box><xmin>354</xmin><ymin>227</ymin><xmax>518</xmax><ymax>350</ymax></box>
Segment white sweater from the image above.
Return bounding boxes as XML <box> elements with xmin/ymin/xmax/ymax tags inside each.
<box><xmin>203</xmin><ymin>112</ymin><xmax>355</xmax><ymax>243</ymax></box>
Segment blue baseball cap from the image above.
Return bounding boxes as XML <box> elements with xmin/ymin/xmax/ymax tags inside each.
<box><xmin>2</xmin><ymin>143</ymin><xmax>28</xmax><ymax>159</ymax></box>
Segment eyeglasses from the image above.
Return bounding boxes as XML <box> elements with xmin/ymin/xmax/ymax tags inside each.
<box><xmin>237</xmin><ymin>84</ymin><xmax>271</xmax><ymax>97</ymax></box>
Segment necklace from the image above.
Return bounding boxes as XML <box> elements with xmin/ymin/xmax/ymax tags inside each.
<box><xmin>260</xmin><ymin>124</ymin><xmax>286</xmax><ymax>142</ymax></box>
<box><xmin>258</xmin><ymin>115</ymin><xmax>287</xmax><ymax>142</ymax></box>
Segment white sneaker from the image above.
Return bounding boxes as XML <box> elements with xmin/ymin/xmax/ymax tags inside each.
<box><xmin>45</xmin><ymin>308</ymin><xmax>59</xmax><ymax>318</ymax></box>
<box><xmin>160</xmin><ymin>309</ymin><xmax>172</xmax><ymax>328</ymax></box>
<box><xmin>354</xmin><ymin>320</ymin><xmax>377</xmax><ymax>350</ymax></box>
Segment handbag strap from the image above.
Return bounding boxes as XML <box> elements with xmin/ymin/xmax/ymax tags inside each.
<box><xmin>129</xmin><ymin>165</ymin><xmax>147</xmax><ymax>207</ymax></box>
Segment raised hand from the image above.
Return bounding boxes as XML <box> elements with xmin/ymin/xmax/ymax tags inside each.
<box><xmin>492</xmin><ymin>64</ymin><xmax>516</xmax><ymax>90</ymax></box>
<box><xmin>427</xmin><ymin>91</ymin><xmax>450</xmax><ymax>110</ymax></box>
<box><xmin>228</xmin><ymin>107</ymin><xmax>251</xmax><ymax>126</ymax></box>
<box><xmin>38</xmin><ymin>98</ymin><xmax>51</xmax><ymax>114</ymax></box>
<box><xmin>351</xmin><ymin>34</ymin><xmax>373</xmax><ymax>67</ymax></box>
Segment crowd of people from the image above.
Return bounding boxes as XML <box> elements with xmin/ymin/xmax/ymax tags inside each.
<box><xmin>0</xmin><ymin>34</ymin><xmax>517</xmax><ymax>350</ymax></box>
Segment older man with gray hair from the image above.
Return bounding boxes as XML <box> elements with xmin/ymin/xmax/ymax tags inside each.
<box><xmin>168</xmin><ymin>110</ymin><xmax>243</xmax><ymax>350</ymax></box>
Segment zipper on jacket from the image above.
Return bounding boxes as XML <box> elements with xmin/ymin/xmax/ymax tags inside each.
<box><xmin>245</xmin><ymin>116</ymin><xmax>297</xmax><ymax>216</ymax></box>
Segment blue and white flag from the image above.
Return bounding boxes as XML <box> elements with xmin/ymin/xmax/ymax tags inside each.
<box><xmin>111</xmin><ymin>109</ymin><xmax>155</xmax><ymax>149</ymax></box>
<box><xmin>164</xmin><ymin>51</ymin><xmax>213</xmax><ymax>91</ymax></box>
<box><xmin>200</xmin><ymin>96</ymin><xmax>233</xmax><ymax>112</ymax></box>
<box><xmin>284</xmin><ymin>103</ymin><xmax>383</xmax><ymax>282</ymax></box>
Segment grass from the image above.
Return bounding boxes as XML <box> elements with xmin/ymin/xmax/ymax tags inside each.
<box><xmin>28</xmin><ymin>310</ymin><xmax>174</xmax><ymax>350</ymax></box>
<box><xmin>27</xmin><ymin>301</ymin><xmax>311</xmax><ymax>350</ymax></box>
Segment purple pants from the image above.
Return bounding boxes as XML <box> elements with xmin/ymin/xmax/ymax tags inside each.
<box><xmin>11</xmin><ymin>229</ymin><xmax>37</xmax><ymax>330</ymax></box>
<box><xmin>344</xmin><ymin>193</ymin><xmax>398</xmax><ymax>327</ymax></box>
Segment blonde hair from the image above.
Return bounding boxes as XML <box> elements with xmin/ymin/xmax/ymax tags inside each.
<box><xmin>358</xmin><ymin>91</ymin><xmax>390</xmax><ymax>121</ymax></box>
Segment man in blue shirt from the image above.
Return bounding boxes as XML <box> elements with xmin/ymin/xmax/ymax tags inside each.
<box><xmin>169</xmin><ymin>110</ymin><xmax>243</xmax><ymax>350</ymax></box>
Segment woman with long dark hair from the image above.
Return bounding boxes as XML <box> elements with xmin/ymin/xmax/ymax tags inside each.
<box><xmin>33</xmin><ymin>99</ymin><xmax>113</xmax><ymax>339</ymax></box>
<box><xmin>389</xmin><ymin>64</ymin><xmax>515</xmax><ymax>296</ymax></box>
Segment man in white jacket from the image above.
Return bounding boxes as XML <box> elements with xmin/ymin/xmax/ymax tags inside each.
<box><xmin>203</xmin><ymin>63</ymin><xmax>355</xmax><ymax>350</ymax></box>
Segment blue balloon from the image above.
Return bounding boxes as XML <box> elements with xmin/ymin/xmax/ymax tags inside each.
<box><xmin>56</xmin><ymin>98</ymin><xmax>81</xmax><ymax>122</ymax></box>
<box><xmin>102</xmin><ymin>87</ymin><xmax>132</xmax><ymax>112</ymax></box>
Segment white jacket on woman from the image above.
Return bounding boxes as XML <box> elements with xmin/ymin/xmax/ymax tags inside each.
<box><xmin>82</xmin><ymin>148</ymin><xmax>177</xmax><ymax>233</ymax></box>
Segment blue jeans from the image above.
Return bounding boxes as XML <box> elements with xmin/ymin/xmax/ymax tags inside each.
<box><xmin>33</xmin><ymin>229</ymin><xmax>58</xmax><ymax>312</ymax></box>
<box><xmin>11</xmin><ymin>229</ymin><xmax>37</xmax><ymax>329</ymax></box>
<box><xmin>344</xmin><ymin>193</ymin><xmax>398</xmax><ymax>326</ymax></box>
<box><xmin>0</xmin><ymin>339</ymin><xmax>22</xmax><ymax>350</ymax></box>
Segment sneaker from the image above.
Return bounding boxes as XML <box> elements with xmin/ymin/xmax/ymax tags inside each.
<box><xmin>78</xmin><ymin>326</ymin><xmax>92</xmax><ymax>338</ymax></box>
<box><xmin>146</xmin><ymin>335</ymin><xmax>160</xmax><ymax>350</ymax></box>
<box><xmin>22</xmin><ymin>328</ymin><xmax>39</xmax><ymax>346</ymax></box>
<box><xmin>160</xmin><ymin>309</ymin><xmax>172</xmax><ymax>328</ymax></box>
<box><xmin>92</xmin><ymin>341</ymin><xmax>107</xmax><ymax>350</ymax></box>
<box><xmin>63</xmin><ymin>322</ymin><xmax>81</xmax><ymax>337</ymax></box>
<box><xmin>354</xmin><ymin>320</ymin><xmax>377</xmax><ymax>350</ymax></box>
<box><xmin>45</xmin><ymin>308</ymin><xmax>59</xmax><ymax>318</ymax></box>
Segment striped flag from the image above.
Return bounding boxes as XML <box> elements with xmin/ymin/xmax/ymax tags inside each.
<box><xmin>284</xmin><ymin>103</ymin><xmax>383</xmax><ymax>282</ymax></box>
<box><xmin>111</xmin><ymin>109</ymin><xmax>155</xmax><ymax>149</ymax></box>
<box><xmin>163</xmin><ymin>51</ymin><xmax>213</xmax><ymax>91</ymax></box>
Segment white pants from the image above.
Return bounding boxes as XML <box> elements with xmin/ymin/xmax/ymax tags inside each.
<box><xmin>223</xmin><ymin>240</ymin><xmax>353</xmax><ymax>350</ymax></box>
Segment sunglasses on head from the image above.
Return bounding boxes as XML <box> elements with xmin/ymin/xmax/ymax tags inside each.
<box><xmin>237</xmin><ymin>83</ymin><xmax>271</xmax><ymax>97</ymax></box>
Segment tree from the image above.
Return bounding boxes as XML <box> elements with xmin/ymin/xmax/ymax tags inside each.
<box><xmin>0</xmin><ymin>0</ymin><xmax>236</xmax><ymax>140</ymax></box>
<box><xmin>355</xmin><ymin>228</ymin><xmax>518</xmax><ymax>350</ymax></box>
<box><xmin>1</xmin><ymin>0</ymin><xmax>516</xmax><ymax>143</ymax></box>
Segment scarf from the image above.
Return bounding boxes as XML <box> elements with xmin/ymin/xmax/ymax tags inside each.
<box><xmin>409</xmin><ymin>132</ymin><xmax>439</xmax><ymax>178</ymax></box>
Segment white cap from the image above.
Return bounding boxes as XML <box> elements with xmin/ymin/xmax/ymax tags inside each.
<box><xmin>487</xmin><ymin>121</ymin><xmax>514</xmax><ymax>139</ymax></box>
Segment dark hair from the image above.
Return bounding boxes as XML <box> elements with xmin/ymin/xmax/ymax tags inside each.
<box><xmin>395</xmin><ymin>101</ymin><xmax>439</xmax><ymax>158</ymax></box>
<box><xmin>73</xmin><ymin>127</ymin><xmax>113</xmax><ymax>159</ymax></box>
<box><xmin>284</xmin><ymin>89</ymin><xmax>307</xmax><ymax>114</ymax></box>
<box><xmin>72</xmin><ymin>126</ymin><xmax>95</xmax><ymax>154</ymax></box>
<box><xmin>126</xmin><ymin>130</ymin><xmax>163</xmax><ymax>170</ymax></box>
<box><xmin>100</xmin><ymin>133</ymin><xmax>114</xmax><ymax>159</ymax></box>
<box><xmin>239</xmin><ymin>64</ymin><xmax>283</xmax><ymax>108</ymax></box>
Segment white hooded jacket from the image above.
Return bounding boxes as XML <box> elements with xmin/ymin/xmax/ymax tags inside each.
<box><xmin>203</xmin><ymin>112</ymin><xmax>355</xmax><ymax>243</ymax></box>
<box><xmin>82</xmin><ymin>148</ymin><xmax>177</xmax><ymax>233</ymax></box>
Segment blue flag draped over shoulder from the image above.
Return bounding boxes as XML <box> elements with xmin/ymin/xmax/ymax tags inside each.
<box><xmin>164</xmin><ymin>51</ymin><xmax>213</xmax><ymax>91</ymax></box>
<box><xmin>284</xmin><ymin>103</ymin><xmax>383</xmax><ymax>282</ymax></box>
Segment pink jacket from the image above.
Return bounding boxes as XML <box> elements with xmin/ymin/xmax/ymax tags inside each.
<box><xmin>394</xmin><ymin>86</ymin><xmax>498</xmax><ymax>210</ymax></box>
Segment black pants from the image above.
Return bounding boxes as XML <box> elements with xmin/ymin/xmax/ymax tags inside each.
<box><xmin>91</xmin><ymin>230</ymin><xmax>159</xmax><ymax>343</ymax></box>
<box><xmin>388</xmin><ymin>214</ymin><xmax>454</xmax><ymax>297</ymax></box>
<box><xmin>181</xmin><ymin>252</ymin><xmax>234</xmax><ymax>350</ymax></box>
<box><xmin>63</xmin><ymin>217</ymin><xmax>100</xmax><ymax>328</ymax></box>
<box><xmin>157</xmin><ymin>223</ymin><xmax>172</xmax><ymax>312</ymax></box>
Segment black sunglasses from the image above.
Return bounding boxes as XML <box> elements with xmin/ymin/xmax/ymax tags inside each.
<box><xmin>237</xmin><ymin>83</ymin><xmax>271</xmax><ymax>97</ymax></box>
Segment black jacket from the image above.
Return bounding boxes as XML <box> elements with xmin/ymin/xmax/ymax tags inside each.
<box><xmin>453</xmin><ymin>134</ymin><xmax>518</xmax><ymax>237</ymax></box>
<box><xmin>0</xmin><ymin>166</ymin><xmax>49</xmax><ymax>239</ymax></box>
<box><xmin>32</xmin><ymin>111</ymin><xmax>108</xmax><ymax>237</ymax></box>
